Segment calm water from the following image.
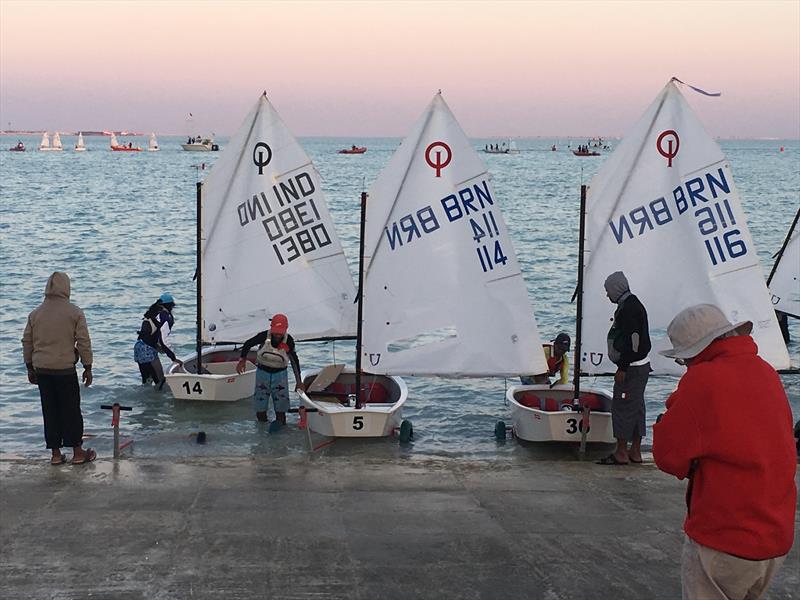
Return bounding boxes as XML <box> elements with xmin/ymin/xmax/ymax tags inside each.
<box><xmin>1</xmin><ymin>134</ymin><xmax>798</xmax><ymax>460</ymax></box>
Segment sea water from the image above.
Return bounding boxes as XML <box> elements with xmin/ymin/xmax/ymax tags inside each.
<box><xmin>1</xmin><ymin>135</ymin><xmax>798</xmax><ymax>460</ymax></box>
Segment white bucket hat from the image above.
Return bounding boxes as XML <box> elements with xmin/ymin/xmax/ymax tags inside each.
<box><xmin>660</xmin><ymin>304</ymin><xmax>753</xmax><ymax>360</ymax></box>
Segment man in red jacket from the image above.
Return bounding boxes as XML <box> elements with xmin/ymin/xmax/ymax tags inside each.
<box><xmin>653</xmin><ymin>304</ymin><xmax>796</xmax><ymax>600</ymax></box>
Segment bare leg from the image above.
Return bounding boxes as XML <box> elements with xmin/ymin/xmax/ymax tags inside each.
<box><xmin>614</xmin><ymin>438</ymin><xmax>630</xmax><ymax>463</ymax></box>
<box><xmin>629</xmin><ymin>436</ymin><xmax>642</xmax><ymax>462</ymax></box>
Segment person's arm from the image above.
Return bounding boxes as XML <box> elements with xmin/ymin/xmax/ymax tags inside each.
<box><xmin>75</xmin><ymin>309</ymin><xmax>93</xmax><ymax>386</ymax></box>
<box><xmin>22</xmin><ymin>316</ymin><xmax>35</xmax><ymax>384</ymax></box>
<box><xmin>652</xmin><ymin>377</ymin><xmax>703</xmax><ymax>479</ymax></box>
<box><xmin>156</xmin><ymin>316</ymin><xmax>179</xmax><ymax>362</ymax></box>
<box><xmin>558</xmin><ymin>354</ymin><xmax>570</xmax><ymax>385</ymax></box>
<box><xmin>288</xmin><ymin>337</ymin><xmax>304</xmax><ymax>391</ymax></box>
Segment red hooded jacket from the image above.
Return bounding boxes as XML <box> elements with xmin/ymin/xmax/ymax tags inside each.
<box><xmin>653</xmin><ymin>335</ymin><xmax>796</xmax><ymax>560</ymax></box>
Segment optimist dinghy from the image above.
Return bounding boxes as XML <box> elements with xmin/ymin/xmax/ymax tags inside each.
<box><xmin>311</xmin><ymin>92</ymin><xmax>546</xmax><ymax>442</ymax></box>
<box><xmin>165</xmin><ymin>92</ymin><xmax>360</xmax><ymax>402</ymax></box>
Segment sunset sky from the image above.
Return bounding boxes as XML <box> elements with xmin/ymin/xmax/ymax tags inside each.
<box><xmin>1</xmin><ymin>0</ymin><xmax>798</xmax><ymax>138</ymax></box>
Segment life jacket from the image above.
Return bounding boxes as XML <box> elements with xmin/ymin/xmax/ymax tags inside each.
<box><xmin>256</xmin><ymin>330</ymin><xmax>291</xmax><ymax>369</ymax></box>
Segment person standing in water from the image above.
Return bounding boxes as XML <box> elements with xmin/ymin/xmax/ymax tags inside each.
<box><xmin>236</xmin><ymin>313</ymin><xmax>304</xmax><ymax>427</ymax></box>
<box><xmin>597</xmin><ymin>271</ymin><xmax>651</xmax><ymax>465</ymax></box>
<box><xmin>134</xmin><ymin>293</ymin><xmax>182</xmax><ymax>387</ymax></box>
<box><xmin>22</xmin><ymin>272</ymin><xmax>96</xmax><ymax>465</ymax></box>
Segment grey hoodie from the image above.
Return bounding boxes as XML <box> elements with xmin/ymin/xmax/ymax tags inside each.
<box><xmin>22</xmin><ymin>272</ymin><xmax>93</xmax><ymax>373</ymax></box>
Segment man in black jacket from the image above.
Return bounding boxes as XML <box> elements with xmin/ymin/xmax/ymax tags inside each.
<box><xmin>598</xmin><ymin>271</ymin><xmax>651</xmax><ymax>465</ymax></box>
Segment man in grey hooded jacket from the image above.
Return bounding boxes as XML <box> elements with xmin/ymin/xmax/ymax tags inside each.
<box><xmin>22</xmin><ymin>272</ymin><xmax>96</xmax><ymax>465</ymax></box>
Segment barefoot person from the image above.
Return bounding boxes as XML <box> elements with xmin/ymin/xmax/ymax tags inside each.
<box><xmin>653</xmin><ymin>304</ymin><xmax>796</xmax><ymax>599</ymax></box>
<box><xmin>133</xmin><ymin>293</ymin><xmax>182</xmax><ymax>387</ymax></box>
<box><xmin>236</xmin><ymin>313</ymin><xmax>304</xmax><ymax>427</ymax></box>
<box><xmin>597</xmin><ymin>271</ymin><xmax>650</xmax><ymax>465</ymax></box>
<box><xmin>22</xmin><ymin>272</ymin><xmax>96</xmax><ymax>465</ymax></box>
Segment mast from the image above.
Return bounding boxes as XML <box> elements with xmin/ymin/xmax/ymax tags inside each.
<box><xmin>355</xmin><ymin>190</ymin><xmax>368</xmax><ymax>409</ymax></box>
<box><xmin>195</xmin><ymin>180</ymin><xmax>203</xmax><ymax>373</ymax></box>
<box><xmin>573</xmin><ymin>184</ymin><xmax>589</xmax><ymax>455</ymax></box>
<box><xmin>767</xmin><ymin>207</ymin><xmax>800</xmax><ymax>286</ymax></box>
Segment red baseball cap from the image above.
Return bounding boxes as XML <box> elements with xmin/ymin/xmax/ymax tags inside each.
<box><xmin>270</xmin><ymin>313</ymin><xmax>288</xmax><ymax>334</ymax></box>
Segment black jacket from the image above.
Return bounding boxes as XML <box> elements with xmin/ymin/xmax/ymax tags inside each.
<box><xmin>607</xmin><ymin>293</ymin><xmax>651</xmax><ymax>370</ymax></box>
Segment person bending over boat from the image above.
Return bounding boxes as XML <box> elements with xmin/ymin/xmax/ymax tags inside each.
<box><xmin>653</xmin><ymin>304</ymin><xmax>795</xmax><ymax>600</ymax></box>
<box><xmin>520</xmin><ymin>332</ymin><xmax>571</xmax><ymax>385</ymax></box>
<box><xmin>236</xmin><ymin>313</ymin><xmax>305</xmax><ymax>427</ymax></box>
<box><xmin>134</xmin><ymin>293</ymin><xmax>182</xmax><ymax>387</ymax></box>
<box><xmin>597</xmin><ymin>271</ymin><xmax>650</xmax><ymax>465</ymax></box>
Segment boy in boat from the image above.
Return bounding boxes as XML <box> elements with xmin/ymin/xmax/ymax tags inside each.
<box><xmin>597</xmin><ymin>271</ymin><xmax>650</xmax><ymax>465</ymax></box>
<box><xmin>134</xmin><ymin>293</ymin><xmax>182</xmax><ymax>387</ymax></box>
<box><xmin>520</xmin><ymin>332</ymin><xmax>571</xmax><ymax>385</ymax></box>
<box><xmin>236</xmin><ymin>313</ymin><xmax>304</xmax><ymax>427</ymax></box>
<box><xmin>653</xmin><ymin>304</ymin><xmax>795</xmax><ymax>600</ymax></box>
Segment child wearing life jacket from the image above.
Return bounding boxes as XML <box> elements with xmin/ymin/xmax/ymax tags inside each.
<box><xmin>236</xmin><ymin>313</ymin><xmax>304</xmax><ymax>427</ymax></box>
<box><xmin>134</xmin><ymin>293</ymin><xmax>182</xmax><ymax>387</ymax></box>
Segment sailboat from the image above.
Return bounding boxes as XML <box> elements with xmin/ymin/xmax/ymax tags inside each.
<box><xmin>51</xmin><ymin>132</ymin><xmax>64</xmax><ymax>151</ymax></box>
<box><xmin>74</xmin><ymin>132</ymin><xmax>86</xmax><ymax>152</ymax></box>
<box><xmin>578</xmin><ymin>78</ymin><xmax>789</xmax><ymax>376</ymax></box>
<box><xmin>148</xmin><ymin>132</ymin><xmax>160</xmax><ymax>152</ymax></box>
<box><xmin>39</xmin><ymin>132</ymin><xmax>57</xmax><ymax>152</ymax></box>
<box><xmin>768</xmin><ymin>208</ymin><xmax>800</xmax><ymax>321</ymax></box>
<box><xmin>164</xmin><ymin>92</ymin><xmax>363</xmax><ymax>402</ymax></box>
<box><xmin>297</xmin><ymin>92</ymin><xmax>547</xmax><ymax>439</ymax></box>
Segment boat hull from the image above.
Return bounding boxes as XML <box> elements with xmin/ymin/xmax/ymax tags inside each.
<box><xmin>181</xmin><ymin>143</ymin><xmax>219</xmax><ymax>151</ymax></box>
<box><xmin>299</xmin><ymin>368</ymin><xmax>407</xmax><ymax>438</ymax></box>
<box><xmin>165</xmin><ymin>346</ymin><xmax>257</xmax><ymax>402</ymax></box>
<box><xmin>111</xmin><ymin>146</ymin><xmax>141</xmax><ymax>152</ymax></box>
<box><xmin>39</xmin><ymin>148</ymin><xmax>62</xmax><ymax>152</ymax></box>
<box><xmin>506</xmin><ymin>384</ymin><xmax>615</xmax><ymax>443</ymax></box>
<box><xmin>74</xmin><ymin>148</ymin><xmax>87</xmax><ymax>152</ymax></box>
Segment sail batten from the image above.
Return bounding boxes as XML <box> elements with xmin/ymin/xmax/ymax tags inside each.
<box><xmin>362</xmin><ymin>93</ymin><xmax>547</xmax><ymax>378</ymax></box>
<box><xmin>580</xmin><ymin>80</ymin><xmax>790</xmax><ymax>374</ymax></box>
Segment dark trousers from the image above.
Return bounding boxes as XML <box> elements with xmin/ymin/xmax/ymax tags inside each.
<box><xmin>37</xmin><ymin>371</ymin><xmax>83</xmax><ymax>449</ymax></box>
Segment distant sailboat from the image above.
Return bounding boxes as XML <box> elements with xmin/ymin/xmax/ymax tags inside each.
<box><xmin>74</xmin><ymin>132</ymin><xmax>86</xmax><ymax>152</ymax></box>
<box><xmin>40</xmin><ymin>131</ymin><xmax>62</xmax><ymax>152</ymax></box>
<box><xmin>768</xmin><ymin>208</ymin><xmax>800</xmax><ymax>320</ymax></box>
<box><xmin>148</xmin><ymin>132</ymin><xmax>159</xmax><ymax>152</ymax></box>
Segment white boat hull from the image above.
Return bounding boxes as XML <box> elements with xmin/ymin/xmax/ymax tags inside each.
<box><xmin>39</xmin><ymin>148</ymin><xmax>62</xmax><ymax>152</ymax></box>
<box><xmin>506</xmin><ymin>384</ymin><xmax>615</xmax><ymax>444</ymax></box>
<box><xmin>165</xmin><ymin>345</ymin><xmax>257</xmax><ymax>402</ymax></box>
<box><xmin>74</xmin><ymin>148</ymin><xmax>86</xmax><ymax>152</ymax></box>
<box><xmin>299</xmin><ymin>368</ymin><xmax>407</xmax><ymax>438</ymax></box>
<box><xmin>181</xmin><ymin>143</ymin><xmax>217</xmax><ymax>151</ymax></box>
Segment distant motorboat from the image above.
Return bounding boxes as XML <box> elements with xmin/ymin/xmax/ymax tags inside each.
<box><xmin>338</xmin><ymin>145</ymin><xmax>367</xmax><ymax>154</ymax></box>
<box><xmin>110</xmin><ymin>132</ymin><xmax>141</xmax><ymax>152</ymax></box>
<box><xmin>483</xmin><ymin>139</ymin><xmax>519</xmax><ymax>154</ymax></box>
<box><xmin>74</xmin><ymin>132</ymin><xmax>87</xmax><ymax>152</ymax></box>
<box><xmin>148</xmin><ymin>132</ymin><xmax>160</xmax><ymax>152</ymax></box>
<box><xmin>181</xmin><ymin>136</ymin><xmax>218</xmax><ymax>151</ymax></box>
<box><xmin>572</xmin><ymin>149</ymin><xmax>600</xmax><ymax>157</ymax></box>
<box><xmin>8</xmin><ymin>140</ymin><xmax>25</xmax><ymax>152</ymax></box>
<box><xmin>39</xmin><ymin>131</ymin><xmax>62</xmax><ymax>152</ymax></box>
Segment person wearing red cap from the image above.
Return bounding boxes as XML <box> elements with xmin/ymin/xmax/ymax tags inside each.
<box><xmin>237</xmin><ymin>313</ymin><xmax>304</xmax><ymax>426</ymax></box>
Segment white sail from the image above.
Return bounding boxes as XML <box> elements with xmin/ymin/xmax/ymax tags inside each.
<box><xmin>110</xmin><ymin>132</ymin><xmax>119</xmax><ymax>147</ymax></box>
<box><xmin>201</xmin><ymin>92</ymin><xmax>357</xmax><ymax>343</ymax></box>
<box><xmin>581</xmin><ymin>80</ymin><xmax>789</xmax><ymax>374</ymax></box>
<box><xmin>52</xmin><ymin>132</ymin><xmax>62</xmax><ymax>150</ymax></box>
<box><xmin>361</xmin><ymin>93</ymin><xmax>547</xmax><ymax>377</ymax></box>
<box><xmin>75</xmin><ymin>132</ymin><xmax>85</xmax><ymax>149</ymax></box>
<box><xmin>769</xmin><ymin>210</ymin><xmax>800</xmax><ymax>318</ymax></box>
<box><xmin>148</xmin><ymin>132</ymin><xmax>159</xmax><ymax>151</ymax></box>
<box><xmin>39</xmin><ymin>132</ymin><xmax>50</xmax><ymax>149</ymax></box>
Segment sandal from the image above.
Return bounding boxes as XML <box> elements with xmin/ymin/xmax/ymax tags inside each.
<box><xmin>596</xmin><ymin>454</ymin><xmax>629</xmax><ymax>465</ymax></box>
<box><xmin>50</xmin><ymin>455</ymin><xmax>66</xmax><ymax>466</ymax></box>
<box><xmin>71</xmin><ymin>448</ymin><xmax>97</xmax><ymax>465</ymax></box>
